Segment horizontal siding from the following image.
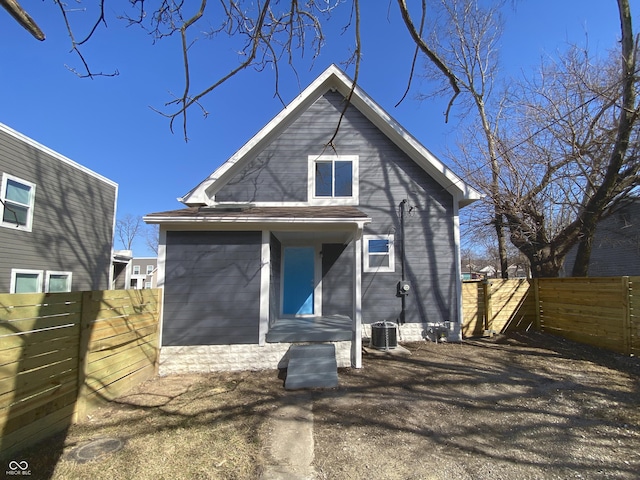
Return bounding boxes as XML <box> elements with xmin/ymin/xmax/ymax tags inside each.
<box><xmin>163</xmin><ymin>231</ymin><xmax>262</xmax><ymax>346</ymax></box>
<box><xmin>0</xmin><ymin>129</ymin><xmax>116</xmax><ymax>292</ymax></box>
<box><xmin>213</xmin><ymin>90</ymin><xmax>458</xmax><ymax>326</ymax></box>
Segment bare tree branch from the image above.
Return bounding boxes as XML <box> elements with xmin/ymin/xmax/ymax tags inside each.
<box><xmin>0</xmin><ymin>0</ymin><xmax>45</xmax><ymax>41</ymax></box>
<box><xmin>396</xmin><ymin>0</ymin><xmax>461</xmax><ymax>122</ymax></box>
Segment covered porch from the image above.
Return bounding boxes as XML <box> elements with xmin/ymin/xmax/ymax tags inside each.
<box><xmin>265</xmin><ymin>315</ymin><xmax>352</xmax><ymax>343</ymax></box>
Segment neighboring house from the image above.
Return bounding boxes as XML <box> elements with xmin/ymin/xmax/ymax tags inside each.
<box><xmin>145</xmin><ymin>65</ymin><xmax>480</xmax><ymax>373</ymax></box>
<box><xmin>563</xmin><ymin>198</ymin><xmax>640</xmax><ymax>276</ymax></box>
<box><xmin>111</xmin><ymin>253</ymin><xmax>158</xmax><ymax>290</ymax></box>
<box><xmin>0</xmin><ymin>123</ymin><xmax>118</xmax><ymax>293</ymax></box>
<box><xmin>130</xmin><ymin>257</ymin><xmax>158</xmax><ymax>289</ymax></box>
<box><xmin>112</xmin><ymin>250</ymin><xmax>133</xmax><ymax>290</ymax></box>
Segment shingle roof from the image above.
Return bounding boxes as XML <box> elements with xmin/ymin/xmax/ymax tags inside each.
<box><xmin>145</xmin><ymin>205</ymin><xmax>370</xmax><ymax>221</ymax></box>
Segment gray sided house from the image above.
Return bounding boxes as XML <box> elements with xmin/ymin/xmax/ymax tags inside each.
<box><xmin>0</xmin><ymin>123</ymin><xmax>118</xmax><ymax>293</ymax></box>
<box><xmin>145</xmin><ymin>65</ymin><xmax>480</xmax><ymax>373</ymax></box>
<box><xmin>563</xmin><ymin>198</ymin><xmax>640</xmax><ymax>276</ymax></box>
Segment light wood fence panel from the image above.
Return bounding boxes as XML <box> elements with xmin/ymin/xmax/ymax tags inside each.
<box><xmin>0</xmin><ymin>289</ymin><xmax>160</xmax><ymax>458</ymax></box>
<box><xmin>537</xmin><ymin>277</ymin><xmax>633</xmax><ymax>355</ymax></box>
<box><xmin>628</xmin><ymin>277</ymin><xmax>639</xmax><ymax>357</ymax></box>
<box><xmin>462</xmin><ymin>279</ymin><xmax>536</xmax><ymax>337</ymax></box>
<box><xmin>462</xmin><ymin>281</ymin><xmax>485</xmax><ymax>337</ymax></box>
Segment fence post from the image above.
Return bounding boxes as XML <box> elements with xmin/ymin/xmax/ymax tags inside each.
<box><xmin>483</xmin><ymin>279</ymin><xmax>492</xmax><ymax>333</ymax></box>
<box><xmin>73</xmin><ymin>291</ymin><xmax>94</xmax><ymax>423</ymax></box>
<box><xmin>533</xmin><ymin>278</ymin><xmax>541</xmax><ymax>332</ymax></box>
<box><xmin>622</xmin><ymin>276</ymin><xmax>631</xmax><ymax>356</ymax></box>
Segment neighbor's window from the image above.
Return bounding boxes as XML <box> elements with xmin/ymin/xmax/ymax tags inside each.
<box><xmin>11</xmin><ymin>269</ymin><xmax>43</xmax><ymax>293</ymax></box>
<box><xmin>308</xmin><ymin>155</ymin><xmax>358</xmax><ymax>204</ymax></box>
<box><xmin>133</xmin><ymin>265</ymin><xmax>140</xmax><ymax>275</ymax></box>
<box><xmin>1</xmin><ymin>174</ymin><xmax>36</xmax><ymax>231</ymax></box>
<box><xmin>363</xmin><ymin>235</ymin><xmax>395</xmax><ymax>273</ymax></box>
<box><xmin>146</xmin><ymin>265</ymin><xmax>154</xmax><ymax>275</ymax></box>
<box><xmin>46</xmin><ymin>271</ymin><xmax>72</xmax><ymax>293</ymax></box>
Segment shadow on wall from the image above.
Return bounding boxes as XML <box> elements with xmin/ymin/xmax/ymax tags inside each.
<box><xmin>31</xmin><ymin>147</ymin><xmax>115</xmax><ymax>291</ymax></box>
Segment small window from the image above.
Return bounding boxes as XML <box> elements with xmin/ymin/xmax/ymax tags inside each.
<box><xmin>363</xmin><ymin>235</ymin><xmax>395</xmax><ymax>273</ymax></box>
<box><xmin>46</xmin><ymin>271</ymin><xmax>72</xmax><ymax>293</ymax></box>
<box><xmin>1</xmin><ymin>174</ymin><xmax>36</xmax><ymax>231</ymax></box>
<box><xmin>133</xmin><ymin>265</ymin><xmax>141</xmax><ymax>275</ymax></box>
<box><xmin>144</xmin><ymin>282</ymin><xmax>152</xmax><ymax>289</ymax></box>
<box><xmin>308</xmin><ymin>155</ymin><xmax>358</xmax><ymax>205</ymax></box>
<box><xmin>146</xmin><ymin>265</ymin><xmax>154</xmax><ymax>275</ymax></box>
<box><xmin>11</xmin><ymin>269</ymin><xmax>43</xmax><ymax>293</ymax></box>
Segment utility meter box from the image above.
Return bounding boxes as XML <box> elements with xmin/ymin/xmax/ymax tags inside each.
<box><xmin>397</xmin><ymin>280</ymin><xmax>411</xmax><ymax>296</ymax></box>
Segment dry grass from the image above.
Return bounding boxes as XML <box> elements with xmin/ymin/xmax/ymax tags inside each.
<box><xmin>10</xmin><ymin>333</ymin><xmax>640</xmax><ymax>480</ymax></box>
<box><xmin>19</xmin><ymin>372</ymin><xmax>284</xmax><ymax>480</ymax></box>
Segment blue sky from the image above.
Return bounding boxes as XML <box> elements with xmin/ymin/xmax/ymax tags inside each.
<box><xmin>0</xmin><ymin>1</ymin><xmax>631</xmax><ymax>256</ymax></box>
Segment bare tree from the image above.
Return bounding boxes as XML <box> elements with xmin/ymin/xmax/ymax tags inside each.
<box><xmin>144</xmin><ymin>224</ymin><xmax>159</xmax><ymax>256</ymax></box>
<box><xmin>483</xmin><ymin>0</ymin><xmax>640</xmax><ymax>277</ymax></box>
<box><xmin>418</xmin><ymin>0</ymin><xmax>509</xmax><ymax>278</ymax></box>
<box><xmin>4</xmin><ymin>0</ymin><xmax>462</xmax><ymax>141</ymax></box>
<box><xmin>116</xmin><ymin>214</ymin><xmax>143</xmax><ymax>251</ymax></box>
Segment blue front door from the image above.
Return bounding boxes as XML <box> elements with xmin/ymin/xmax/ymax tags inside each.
<box><xmin>283</xmin><ymin>247</ymin><xmax>315</xmax><ymax>315</ymax></box>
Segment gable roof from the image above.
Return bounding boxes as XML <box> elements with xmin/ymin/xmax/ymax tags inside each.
<box><xmin>180</xmin><ymin>64</ymin><xmax>481</xmax><ymax>208</ymax></box>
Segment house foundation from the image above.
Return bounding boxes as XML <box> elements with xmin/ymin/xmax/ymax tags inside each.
<box><xmin>158</xmin><ymin>341</ymin><xmax>352</xmax><ymax>375</ymax></box>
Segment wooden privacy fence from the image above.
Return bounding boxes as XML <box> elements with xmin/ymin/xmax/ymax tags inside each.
<box><xmin>0</xmin><ymin>289</ymin><xmax>161</xmax><ymax>458</ymax></box>
<box><xmin>462</xmin><ymin>279</ymin><xmax>537</xmax><ymax>337</ymax></box>
<box><xmin>538</xmin><ymin>277</ymin><xmax>638</xmax><ymax>357</ymax></box>
<box><xmin>462</xmin><ymin>277</ymin><xmax>639</xmax><ymax>357</ymax></box>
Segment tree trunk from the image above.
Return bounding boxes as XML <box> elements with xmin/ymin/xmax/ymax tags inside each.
<box><xmin>570</xmin><ymin>218</ymin><xmax>597</xmax><ymax>277</ymax></box>
<box><xmin>571</xmin><ymin>0</ymin><xmax>636</xmax><ymax>276</ymax></box>
<box><xmin>495</xmin><ymin>213</ymin><xmax>509</xmax><ymax>278</ymax></box>
<box><xmin>529</xmin><ymin>253</ymin><xmax>563</xmax><ymax>278</ymax></box>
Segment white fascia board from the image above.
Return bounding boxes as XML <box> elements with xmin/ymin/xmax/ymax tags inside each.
<box><xmin>179</xmin><ymin>65</ymin><xmax>344</xmax><ymax>206</ymax></box>
<box><xmin>179</xmin><ymin>64</ymin><xmax>481</xmax><ymax>207</ymax></box>
<box><xmin>336</xmin><ymin>78</ymin><xmax>482</xmax><ymax>206</ymax></box>
<box><xmin>143</xmin><ymin>215</ymin><xmax>371</xmax><ymax>228</ymax></box>
<box><xmin>0</xmin><ymin>122</ymin><xmax>118</xmax><ymax>188</ymax></box>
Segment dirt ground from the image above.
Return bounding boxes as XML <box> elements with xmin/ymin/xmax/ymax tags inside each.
<box><xmin>16</xmin><ymin>332</ymin><xmax>640</xmax><ymax>479</ymax></box>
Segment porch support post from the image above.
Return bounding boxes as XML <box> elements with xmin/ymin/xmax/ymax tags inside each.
<box><xmin>259</xmin><ymin>230</ymin><xmax>271</xmax><ymax>346</ymax></box>
<box><xmin>352</xmin><ymin>227</ymin><xmax>363</xmax><ymax>368</ymax></box>
<box><xmin>452</xmin><ymin>197</ymin><xmax>464</xmax><ymax>341</ymax></box>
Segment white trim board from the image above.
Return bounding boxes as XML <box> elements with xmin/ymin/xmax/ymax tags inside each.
<box><xmin>0</xmin><ymin>122</ymin><xmax>118</xmax><ymax>188</ymax></box>
<box><xmin>179</xmin><ymin>64</ymin><xmax>481</xmax><ymax>208</ymax></box>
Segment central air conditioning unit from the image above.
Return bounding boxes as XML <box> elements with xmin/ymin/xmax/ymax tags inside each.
<box><xmin>370</xmin><ymin>321</ymin><xmax>398</xmax><ymax>350</ymax></box>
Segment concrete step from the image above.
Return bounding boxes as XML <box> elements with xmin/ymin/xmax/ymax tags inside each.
<box><xmin>285</xmin><ymin>344</ymin><xmax>338</xmax><ymax>390</ymax></box>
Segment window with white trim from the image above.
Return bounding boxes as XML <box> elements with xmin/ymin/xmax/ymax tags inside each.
<box><xmin>363</xmin><ymin>234</ymin><xmax>395</xmax><ymax>273</ymax></box>
<box><xmin>308</xmin><ymin>155</ymin><xmax>358</xmax><ymax>205</ymax></box>
<box><xmin>46</xmin><ymin>271</ymin><xmax>72</xmax><ymax>293</ymax></box>
<box><xmin>1</xmin><ymin>174</ymin><xmax>36</xmax><ymax>231</ymax></box>
<box><xmin>146</xmin><ymin>265</ymin><xmax>154</xmax><ymax>275</ymax></box>
<box><xmin>11</xmin><ymin>269</ymin><xmax>43</xmax><ymax>293</ymax></box>
<box><xmin>133</xmin><ymin>265</ymin><xmax>140</xmax><ymax>275</ymax></box>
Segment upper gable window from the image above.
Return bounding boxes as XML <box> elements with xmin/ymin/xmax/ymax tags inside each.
<box><xmin>308</xmin><ymin>155</ymin><xmax>359</xmax><ymax>205</ymax></box>
<box><xmin>1</xmin><ymin>174</ymin><xmax>36</xmax><ymax>231</ymax></box>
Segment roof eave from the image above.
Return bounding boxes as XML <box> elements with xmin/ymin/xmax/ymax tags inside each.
<box><xmin>179</xmin><ymin>65</ymin><xmax>346</xmax><ymax>206</ymax></box>
<box><xmin>143</xmin><ymin>214</ymin><xmax>372</xmax><ymax>227</ymax></box>
<box><xmin>179</xmin><ymin>64</ymin><xmax>481</xmax><ymax>206</ymax></box>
